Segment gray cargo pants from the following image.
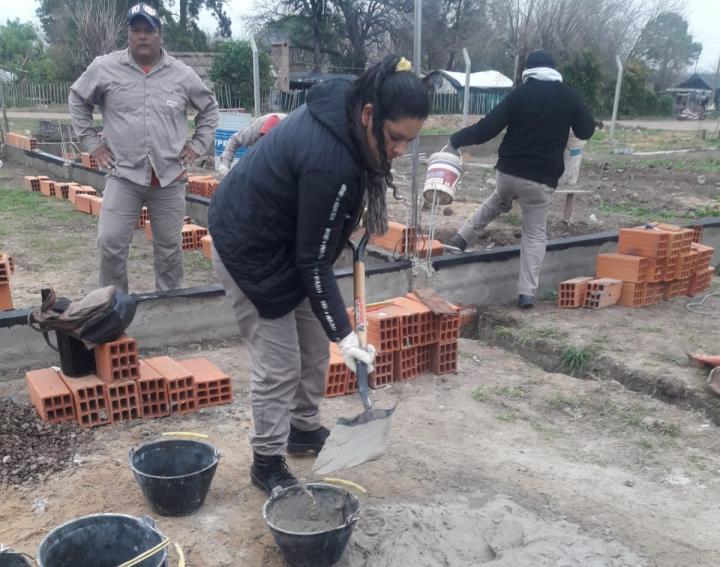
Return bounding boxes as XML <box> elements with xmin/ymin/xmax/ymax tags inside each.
<box><xmin>458</xmin><ymin>170</ymin><xmax>554</xmax><ymax>297</ymax></box>
<box><xmin>212</xmin><ymin>244</ymin><xmax>329</xmax><ymax>456</ymax></box>
<box><xmin>97</xmin><ymin>175</ymin><xmax>185</xmax><ymax>293</ymax></box>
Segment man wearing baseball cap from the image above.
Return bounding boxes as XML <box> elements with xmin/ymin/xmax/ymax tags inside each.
<box><xmin>217</xmin><ymin>113</ymin><xmax>287</xmax><ymax>177</ymax></box>
<box><xmin>69</xmin><ymin>2</ymin><xmax>219</xmax><ymax>293</ymax></box>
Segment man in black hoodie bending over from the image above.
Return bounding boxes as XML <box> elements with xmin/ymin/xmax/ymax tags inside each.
<box><xmin>448</xmin><ymin>49</ymin><xmax>595</xmax><ymax>309</ymax></box>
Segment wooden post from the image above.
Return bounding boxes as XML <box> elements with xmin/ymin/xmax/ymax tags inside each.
<box><xmin>563</xmin><ymin>193</ymin><xmax>575</xmax><ymax>222</ymax></box>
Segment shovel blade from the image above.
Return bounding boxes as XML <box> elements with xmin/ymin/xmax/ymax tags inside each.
<box><xmin>313</xmin><ymin>407</ymin><xmax>396</xmax><ymax>476</ymax></box>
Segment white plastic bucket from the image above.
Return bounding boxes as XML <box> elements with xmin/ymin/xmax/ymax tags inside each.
<box><xmin>559</xmin><ymin>130</ymin><xmax>586</xmax><ymax>186</ymax></box>
<box><xmin>422</xmin><ymin>150</ymin><xmax>463</xmax><ymax>206</ymax></box>
<box><xmin>214</xmin><ymin>111</ymin><xmax>252</xmax><ymax>171</ymax></box>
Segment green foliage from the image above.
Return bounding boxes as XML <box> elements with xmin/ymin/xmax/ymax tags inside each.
<box><xmin>561</xmin><ymin>50</ymin><xmax>604</xmax><ymax>113</ymax></box>
<box><xmin>0</xmin><ymin>19</ymin><xmax>55</xmax><ymax>80</ymax></box>
<box><xmin>634</xmin><ymin>12</ymin><xmax>702</xmax><ymax>91</ymax></box>
<box><xmin>561</xmin><ymin>345</ymin><xmax>593</xmax><ymax>376</ymax></box>
<box><xmin>656</xmin><ymin>94</ymin><xmax>674</xmax><ymax>116</ymax></box>
<box><xmin>616</xmin><ymin>60</ymin><xmax>658</xmax><ymax>117</ymax></box>
<box><xmin>210</xmin><ymin>40</ymin><xmax>271</xmax><ymax>110</ymax></box>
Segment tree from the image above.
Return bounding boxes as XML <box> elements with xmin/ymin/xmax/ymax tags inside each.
<box><xmin>560</xmin><ymin>50</ymin><xmax>604</xmax><ymax>113</ymax></box>
<box><xmin>158</xmin><ymin>0</ymin><xmax>232</xmax><ymax>51</ymax></box>
<box><xmin>633</xmin><ymin>12</ymin><xmax>702</xmax><ymax>91</ymax></box>
<box><xmin>0</xmin><ymin>19</ymin><xmax>55</xmax><ymax>80</ymax></box>
<box><xmin>210</xmin><ymin>40</ymin><xmax>271</xmax><ymax>109</ymax></box>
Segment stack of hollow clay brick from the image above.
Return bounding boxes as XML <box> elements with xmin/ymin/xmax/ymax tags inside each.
<box><xmin>144</xmin><ymin>221</ymin><xmax>209</xmax><ymax>252</ymax></box>
<box><xmin>0</xmin><ymin>252</ymin><xmax>16</xmax><ymax>311</ymax></box>
<box><xmin>25</xmin><ymin>335</ymin><xmax>233</xmax><ymax>427</ymax></box>
<box><xmin>80</xmin><ymin>152</ymin><xmax>99</xmax><ymax>169</ymax></box>
<box><xmin>187</xmin><ymin>175</ymin><xmax>220</xmax><ymax>198</ymax></box>
<box><xmin>324</xmin><ymin>293</ymin><xmax>460</xmax><ymax>398</ymax></box>
<box><xmin>559</xmin><ymin>223</ymin><xmax>715</xmax><ymax>310</ymax></box>
<box><xmin>369</xmin><ymin>221</ymin><xmax>445</xmax><ymax>258</ymax></box>
<box><xmin>5</xmin><ymin>132</ymin><xmax>39</xmax><ymax>151</ymax></box>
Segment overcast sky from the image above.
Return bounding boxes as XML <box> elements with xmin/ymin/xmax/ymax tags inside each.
<box><xmin>2</xmin><ymin>0</ymin><xmax>719</xmax><ymax>72</ymax></box>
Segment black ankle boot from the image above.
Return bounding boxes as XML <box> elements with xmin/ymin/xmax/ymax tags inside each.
<box><xmin>449</xmin><ymin>233</ymin><xmax>468</xmax><ymax>251</ymax></box>
<box><xmin>287</xmin><ymin>425</ymin><xmax>330</xmax><ymax>455</ymax></box>
<box><xmin>250</xmin><ymin>453</ymin><xmax>298</xmax><ymax>495</ymax></box>
<box><xmin>518</xmin><ymin>294</ymin><xmax>535</xmax><ymax>309</ymax></box>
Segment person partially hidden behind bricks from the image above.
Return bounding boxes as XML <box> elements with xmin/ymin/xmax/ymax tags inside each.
<box><xmin>69</xmin><ymin>3</ymin><xmax>219</xmax><ymax>293</ymax></box>
<box><xmin>216</xmin><ymin>113</ymin><xmax>287</xmax><ymax>178</ymax></box>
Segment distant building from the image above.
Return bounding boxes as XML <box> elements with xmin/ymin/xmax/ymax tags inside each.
<box><xmin>424</xmin><ymin>69</ymin><xmax>514</xmax><ymax>95</ymax></box>
<box><xmin>169</xmin><ymin>52</ymin><xmax>214</xmax><ymax>86</ymax></box>
<box><xmin>667</xmin><ymin>73</ymin><xmax>719</xmax><ymax>114</ymax></box>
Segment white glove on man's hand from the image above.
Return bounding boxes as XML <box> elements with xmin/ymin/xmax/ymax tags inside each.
<box><xmin>217</xmin><ymin>163</ymin><xmax>230</xmax><ymax>178</ymax></box>
<box><xmin>338</xmin><ymin>332</ymin><xmax>376</xmax><ymax>374</ymax></box>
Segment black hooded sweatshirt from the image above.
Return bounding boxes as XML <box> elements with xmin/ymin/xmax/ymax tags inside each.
<box><xmin>450</xmin><ymin>78</ymin><xmax>595</xmax><ymax>188</ymax></box>
<box><xmin>209</xmin><ymin>79</ymin><xmax>364</xmax><ymax>342</ymax></box>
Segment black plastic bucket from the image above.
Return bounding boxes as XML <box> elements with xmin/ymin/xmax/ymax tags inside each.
<box><xmin>36</xmin><ymin>513</ymin><xmax>167</xmax><ymax>567</ymax></box>
<box><xmin>263</xmin><ymin>483</ymin><xmax>360</xmax><ymax>567</ymax></box>
<box><xmin>129</xmin><ymin>438</ymin><xmax>220</xmax><ymax>517</ymax></box>
<box><xmin>0</xmin><ymin>550</ymin><xmax>33</xmax><ymax>567</ymax></box>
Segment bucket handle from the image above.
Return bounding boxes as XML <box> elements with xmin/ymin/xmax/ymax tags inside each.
<box><xmin>321</xmin><ymin>478</ymin><xmax>367</xmax><ymax>495</ymax></box>
<box><xmin>116</xmin><ymin>537</ymin><xmax>185</xmax><ymax>567</ymax></box>
<box><xmin>161</xmin><ymin>431</ymin><xmax>209</xmax><ymax>440</ymax></box>
<box><xmin>440</xmin><ymin>143</ymin><xmax>463</xmax><ymax>166</ymax></box>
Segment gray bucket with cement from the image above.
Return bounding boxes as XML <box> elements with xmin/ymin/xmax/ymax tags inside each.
<box><xmin>36</xmin><ymin>513</ymin><xmax>167</xmax><ymax>567</ymax></box>
<box><xmin>263</xmin><ymin>482</ymin><xmax>360</xmax><ymax>567</ymax></box>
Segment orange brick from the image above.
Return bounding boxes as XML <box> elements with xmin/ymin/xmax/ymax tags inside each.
<box><xmin>691</xmin><ymin>225</ymin><xmax>703</xmax><ymax>244</ymax></box>
<box><xmin>646</xmin><ymin>282</ymin><xmax>666</xmax><ymax>305</ymax></box>
<box><xmin>393</xmin><ymin>346</ymin><xmax>419</xmax><ymax>381</ymax></box>
<box><xmin>645</xmin><ymin>257</ymin><xmax>666</xmax><ymax>283</ymax></box>
<box><xmin>69</xmin><ymin>185</ymin><xmax>97</xmax><ymax>204</ymax></box>
<box><xmin>596</xmin><ymin>253</ymin><xmax>648</xmax><ymax>283</ymax></box>
<box><xmin>0</xmin><ymin>254</ymin><xmax>10</xmax><ymax>285</ymax></box>
<box><xmin>584</xmin><ymin>278</ymin><xmax>622</xmax><ymax>309</ymax></box>
<box><xmin>54</xmin><ymin>182</ymin><xmax>77</xmax><ymax>200</ymax></box>
<box><xmin>366</xmin><ymin>305</ymin><xmax>403</xmax><ymax>353</ymax></box>
<box><xmin>201</xmin><ymin>234</ymin><xmax>212</xmax><ymax>259</ymax></box>
<box><xmin>664</xmin><ymin>256</ymin><xmax>679</xmax><ymax>282</ymax></box>
<box><xmin>674</xmin><ymin>251</ymin><xmax>698</xmax><ymax>280</ymax></box>
<box><xmin>369</xmin><ymin>352</ymin><xmax>394</xmax><ymax>388</ymax></box>
<box><xmin>617</xmin><ymin>226</ymin><xmax>669</xmax><ymax>258</ymax></box>
<box><xmin>691</xmin><ymin>242</ymin><xmax>714</xmax><ymax>271</ymax></box>
<box><xmin>618</xmin><ymin>282</ymin><xmax>648</xmax><ymax>307</ymax></box>
<box><xmin>144</xmin><ymin>356</ymin><xmax>197</xmax><ymax>414</ymax></box>
<box><xmin>0</xmin><ymin>282</ymin><xmax>13</xmax><ymax>310</ymax></box>
<box><xmin>178</xmin><ymin>357</ymin><xmax>233</xmax><ymax>407</ymax></box>
<box><xmin>39</xmin><ymin>179</ymin><xmax>56</xmax><ymax>197</ymax></box>
<box><xmin>181</xmin><ymin>225</ymin><xmax>196</xmax><ymax>250</ymax></box>
<box><xmin>664</xmin><ymin>279</ymin><xmax>685</xmax><ymax>301</ymax></box>
<box><xmin>369</xmin><ymin>221</ymin><xmax>417</xmax><ymax>255</ymax></box>
<box><xmin>23</xmin><ymin>176</ymin><xmax>38</xmax><ymax>191</ymax></box>
<box><xmin>558</xmin><ymin>276</ymin><xmax>593</xmax><ymax>308</ymax></box>
<box><xmin>326</xmin><ymin>344</ymin><xmax>348</xmax><ymax>397</ymax></box>
<box><xmin>88</xmin><ymin>196</ymin><xmax>103</xmax><ymax>216</ymax></box>
<box><xmin>136</xmin><ymin>360</ymin><xmax>170</xmax><ymax>418</ymax></box>
<box><xmin>105</xmin><ymin>379</ymin><xmax>140</xmax><ymax>423</ymax></box>
<box><xmin>417</xmin><ymin>237</ymin><xmax>444</xmax><ymax>257</ymax></box>
<box><xmin>185</xmin><ymin>224</ymin><xmax>209</xmax><ymax>249</ymax></box>
<box><xmin>392</xmin><ymin>296</ymin><xmax>437</xmax><ymax>347</ymax></box>
<box><xmin>26</xmin><ymin>368</ymin><xmax>76</xmax><ymax>423</ymax></box>
<box><xmin>136</xmin><ymin>206</ymin><xmax>149</xmax><ymax>228</ymax></box>
<box><xmin>430</xmin><ymin>341</ymin><xmax>458</xmax><ymax>375</ymax></box>
<box><xmin>94</xmin><ymin>335</ymin><xmax>140</xmax><ymax>383</ymax></box>
<box><xmin>687</xmin><ymin>267</ymin><xmax>715</xmax><ymax>296</ymax></box>
<box><xmin>144</xmin><ymin>220</ymin><xmax>153</xmax><ymax>241</ymax></box>
<box><xmin>74</xmin><ymin>194</ymin><xmax>93</xmax><ymax>214</ymax></box>
<box><xmin>652</xmin><ymin>223</ymin><xmax>693</xmax><ymax>256</ymax></box>
<box><xmin>59</xmin><ymin>373</ymin><xmax>111</xmax><ymax>427</ymax></box>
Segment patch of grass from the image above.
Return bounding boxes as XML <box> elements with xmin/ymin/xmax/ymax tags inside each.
<box><xmin>599</xmin><ymin>201</ymin><xmax>676</xmax><ymax>221</ymax></box>
<box><xmin>184</xmin><ymin>251</ymin><xmax>212</xmax><ymax>274</ymax></box>
<box><xmin>544</xmin><ymin>393</ymin><xmax>583</xmax><ymax>412</ymax></box>
<box><xmin>470</xmin><ymin>386</ymin><xmax>488</xmax><ymax>402</ymax></box>
<box><xmin>0</xmin><ymin>186</ymin><xmax>85</xmax><ymax>225</ymax></box>
<box><xmin>655</xmin><ymin>352</ymin><xmax>684</xmax><ymax>366</ymax></box>
<box><xmin>496</xmin><ymin>412</ymin><xmax>517</xmax><ymax>422</ymax></box>
<box><xmin>620</xmin><ymin>403</ymin><xmax>653</xmax><ymax>428</ymax></box>
<box><xmin>494</xmin><ymin>384</ymin><xmax>526</xmax><ymax>400</ymax></box>
<box><xmin>514</xmin><ymin>326</ymin><xmax>565</xmax><ymax>346</ymax></box>
<box><xmin>637</xmin><ymin>438</ymin><xmax>654</xmax><ymax>451</ymax></box>
<box><xmin>561</xmin><ymin>345</ymin><xmax>594</xmax><ymax>375</ymax></box>
<box><xmin>654</xmin><ymin>421</ymin><xmax>681</xmax><ymax>437</ymax></box>
<box><xmin>588</xmin><ymin>454</ymin><xmax>609</xmax><ymax>467</ymax></box>
<box><xmin>540</xmin><ymin>290</ymin><xmax>558</xmax><ymax>302</ymax></box>
<box><xmin>687</xmin><ymin>205</ymin><xmax>720</xmax><ymax>219</ymax></box>
<box><xmin>500</xmin><ymin>213</ymin><xmax>522</xmax><ymax>226</ymax></box>
<box><xmin>493</xmin><ymin>325</ymin><xmax>515</xmax><ymax>340</ymax></box>
<box><xmin>637</xmin><ymin>326</ymin><xmax>663</xmax><ymax>333</ymax></box>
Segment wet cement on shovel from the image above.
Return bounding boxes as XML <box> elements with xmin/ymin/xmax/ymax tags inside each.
<box><xmin>268</xmin><ymin>486</ymin><xmax>354</xmax><ymax>533</ymax></box>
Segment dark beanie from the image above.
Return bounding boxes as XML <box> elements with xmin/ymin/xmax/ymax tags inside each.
<box><xmin>526</xmin><ymin>49</ymin><xmax>556</xmax><ymax>69</ymax></box>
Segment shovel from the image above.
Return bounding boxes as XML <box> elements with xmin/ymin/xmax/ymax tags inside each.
<box><xmin>313</xmin><ymin>231</ymin><xmax>397</xmax><ymax>476</ymax></box>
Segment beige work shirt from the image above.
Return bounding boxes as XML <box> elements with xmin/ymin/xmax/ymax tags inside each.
<box><xmin>69</xmin><ymin>49</ymin><xmax>219</xmax><ymax>187</ymax></box>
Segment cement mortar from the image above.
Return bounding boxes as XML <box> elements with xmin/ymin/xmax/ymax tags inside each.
<box><xmin>340</xmin><ymin>495</ymin><xmax>645</xmax><ymax>566</ymax></box>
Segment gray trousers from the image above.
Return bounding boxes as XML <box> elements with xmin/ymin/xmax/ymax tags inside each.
<box><xmin>212</xmin><ymin>245</ymin><xmax>329</xmax><ymax>456</ymax></box>
<box><xmin>98</xmin><ymin>175</ymin><xmax>186</xmax><ymax>293</ymax></box>
<box><xmin>458</xmin><ymin>170</ymin><xmax>554</xmax><ymax>297</ymax></box>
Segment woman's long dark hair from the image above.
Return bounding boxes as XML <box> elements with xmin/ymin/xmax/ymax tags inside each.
<box><xmin>346</xmin><ymin>54</ymin><xmax>429</xmax><ymax>235</ymax></box>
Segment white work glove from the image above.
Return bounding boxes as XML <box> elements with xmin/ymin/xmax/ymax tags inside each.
<box><xmin>217</xmin><ymin>163</ymin><xmax>230</xmax><ymax>178</ymax></box>
<box><xmin>338</xmin><ymin>332</ymin><xmax>376</xmax><ymax>374</ymax></box>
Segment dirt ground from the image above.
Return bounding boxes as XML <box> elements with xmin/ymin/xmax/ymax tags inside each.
<box><xmin>2</xmin><ymin>293</ymin><xmax>720</xmax><ymax>565</ymax></box>
<box><xmin>2</xmin><ymin>122</ymin><xmax>720</xmax><ymax>565</ymax></box>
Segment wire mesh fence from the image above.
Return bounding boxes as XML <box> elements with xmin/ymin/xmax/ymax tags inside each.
<box><xmin>0</xmin><ymin>80</ymin><xmax>505</xmax><ymax>116</ymax></box>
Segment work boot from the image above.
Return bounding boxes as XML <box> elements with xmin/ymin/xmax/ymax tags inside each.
<box><xmin>287</xmin><ymin>425</ymin><xmax>330</xmax><ymax>455</ymax></box>
<box><xmin>250</xmin><ymin>453</ymin><xmax>298</xmax><ymax>495</ymax></box>
<box><xmin>449</xmin><ymin>233</ymin><xmax>468</xmax><ymax>251</ymax></box>
<box><xmin>518</xmin><ymin>295</ymin><xmax>535</xmax><ymax>309</ymax></box>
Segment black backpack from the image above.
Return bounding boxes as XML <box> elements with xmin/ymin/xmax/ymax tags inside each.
<box><xmin>28</xmin><ymin>286</ymin><xmax>137</xmax><ymax>350</ymax></box>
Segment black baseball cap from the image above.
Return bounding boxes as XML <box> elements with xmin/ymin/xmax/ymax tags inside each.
<box><xmin>127</xmin><ymin>3</ymin><xmax>162</xmax><ymax>29</ymax></box>
<box><xmin>526</xmin><ymin>49</ymin><xmax>556</xmax><ymax>69</ymax></box>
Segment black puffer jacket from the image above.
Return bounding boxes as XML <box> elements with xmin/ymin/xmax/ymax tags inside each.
<box><xmin>209</xmin><ymin>79</ymin><xmax>364</xmax><ymax>342</ymax></box>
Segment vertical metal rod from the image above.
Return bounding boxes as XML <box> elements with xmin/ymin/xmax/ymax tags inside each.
<box><xmin>409</xmin><ymin>0</ymin><xmax>422</xmax><ymax>257</ymax></box>
<box><xmin>462</xmin><ymin>48</ymin><xmax>471</xmax><ymax>127</ymax></box>
<box><xmin>250</xmin><ymin>35</ymin><xmax>261</xmax><ymax>117</ymax></box>
<box><xmin>609</xmin><ymin>56</ymin><xmax>624</xmax><ymax>142</ymax></box>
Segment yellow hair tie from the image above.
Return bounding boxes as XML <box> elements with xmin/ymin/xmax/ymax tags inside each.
<box><xmin>395</xmin><ymin>57</ymin><xmax>412</xmax><ymax>72</ymax></box>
